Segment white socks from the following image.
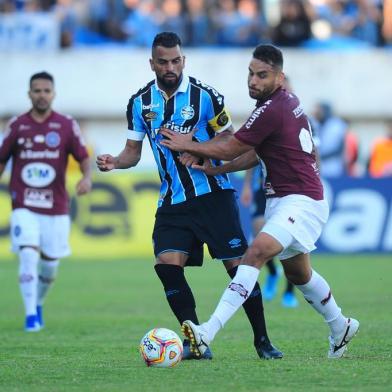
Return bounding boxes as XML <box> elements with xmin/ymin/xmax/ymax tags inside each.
<box><xmin>37</xmin><ymin>259</ymin><xmax>59</xmax><ymax>306</ymax></box>
<box><xmin>202</xmin><ymin>265</ymin><xmax>260</xmax><ymax>342</ymax></box>
<box><xmin>296</xmin><ymin>269</ymin><xmax>347</xmax><ymax>337</ymax></box>
<box><xmin>19</xmin><ymin>248</ymin><xmax>40</xmax><ymax>316</ymax></box>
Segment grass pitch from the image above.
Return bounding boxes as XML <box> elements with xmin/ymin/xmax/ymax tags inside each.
<box><xmin>1</xmin><ymin>255</ymin><xmax>391</xmax><ymax>392</ymax></box>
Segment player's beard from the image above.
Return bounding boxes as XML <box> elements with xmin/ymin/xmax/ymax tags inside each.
<box><xmin>249</xmin><ymin>85</ymin><xmax>275</xmax><ymax>102</ymax></box>
<box><xmin>33</xmin><ymin>101</ymin><xmax>51</xmax><ymax>114</ymax></box>
<box><xmin>157</xmin><ymin>73</ymin><xmax>181</xmax><ymax>90</ymax></box>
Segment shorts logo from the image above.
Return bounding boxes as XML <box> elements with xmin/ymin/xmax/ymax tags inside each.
<box><xmin>217</xmin><ymin>112</ymin><xmax>229</xmax><ymax>126</ymax></box>
<box><xmin>181</xmin><ymin>105</ymin><xmax>194</xmax><ymax>120</ymax></box>
<box><xmin>228</xmin><ymin>238</ymin><xmax>241</xmax><ymax>248</ymax></box>
<box><xmin>288</xmin><ymin>217</ymin><xmax>295</xmax><ymax>224</ymax></box>
<box><xmin>46</xmin><ymin>131</ymin><xmax>60</xmax><ymax>148</ymax></box>
<box><xmin>19</xmin><ymin>273</ymin><xmax>34</xmax><ymax>283</ymax></box>
<box><xmin>14</xmin><ymin>225</ymin><xmax>21</xmax><ymax>237</ymax></box>
<box><xmin>228</xmin><ymin>282</ymin><xmax>249</xmax><ymax>299</ymax></box>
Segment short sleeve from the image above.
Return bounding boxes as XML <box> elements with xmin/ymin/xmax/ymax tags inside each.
<box><xmin>126</xmin><ymin>96</ymin><xmax>146</xmax><ymax>141</ymax></box>
<box><xmin>0</xmin><ymin>117</ymin><xmax>18</xmax><ymax>163</ymax></box>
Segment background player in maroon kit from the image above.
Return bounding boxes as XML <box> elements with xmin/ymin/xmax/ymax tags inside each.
<box><xmin>0</xmin><ymin>72</ymin><xmax>92</xmax><ymax>332</ymax></box>
<box><xmin>160</xmin><ymin>44</ymin><xmax>359</xmax><ymax>359</ymax></box>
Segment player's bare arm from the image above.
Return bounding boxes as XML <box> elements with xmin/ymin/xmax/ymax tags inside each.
<box><xmin>96</xmin><ymin>140</ymin><xmax>142</xmax><ymax>171</ymax></box>
<box><xmin>76</xmin><ymin>157</ymin><xmax>92</xmax><ymax>196</ymax></box>
<box><xmin>192</xmin><ymin>150</ymin><xmax>259</xmax><ymax>178</ymax></box>
<box><xmin>160</xmin><ymin>129</ymin><xmax>252</xmax><ymax>161</ymax></box>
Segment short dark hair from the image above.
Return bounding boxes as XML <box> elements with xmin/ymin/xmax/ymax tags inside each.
<box><xmin>152</xmin><ymin>32</ymin><xmax>182</xmax><ymax>49</ymax></box>
<box><xmin>252</xmin><ymin>45</ymin><xmax>283</xmax><ymax>70</ymax></box>
<box><xmin>30</xmin><ymin>71</ymin><xmax>54</xmax><ymax>87</ymax></box>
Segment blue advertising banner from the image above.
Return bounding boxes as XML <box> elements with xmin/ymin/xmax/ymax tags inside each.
<box><xmin>230</xmin><ymin>175</ymin><xmax>392</xmax><ymax>254</ymax></box>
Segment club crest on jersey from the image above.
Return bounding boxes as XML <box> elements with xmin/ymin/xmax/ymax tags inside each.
<box><xmin>144</xmin><ymin>111</ymin><xmax>158</xmax><ymax>121</ymax></box>
<box><xmin>180</xmin><ymin>105</ymin><xmax>194</xmax><ymax>120</ymax></box>
<box><xmin>46</xmin><ymin>131</ymin><xmax>60</xmax><ymax>148</ymax></box>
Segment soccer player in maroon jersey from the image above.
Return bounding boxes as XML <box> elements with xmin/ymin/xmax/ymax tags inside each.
<box><xmin>0</xmin><ymin>72</ymin><xmax>92</xmax><ymax>332</ymax></box>
<box><xmin>160</xmin><ymin>44</ymin><xmax>359</xmax><ymax>359</ymax></box>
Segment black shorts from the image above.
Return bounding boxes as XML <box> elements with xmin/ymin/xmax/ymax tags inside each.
<box><xmin>250</xmin><ymin>188</ymin><xmax>267</xmax><ymax>218</ymax></box>
<box><xmin>153</xmin><ymin>190</ymin><xmax>248</xmax><ymax>266</ymax></box>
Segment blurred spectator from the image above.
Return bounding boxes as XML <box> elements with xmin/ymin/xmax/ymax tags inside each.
<box><xmin>271</xmin><ymin>0</ymin><xmax>313</xmax><ymax>47</ymax></box>
<box><xmin>344</xmin><ymin>129</ymin><xmax>360</xmax><ymax>176</ymax></box>
<box><xmin>0</xmin><ymin>0</ymin><xmax>390</xmax><ymax>48</ymax></box>
<box><xmin>368</xmin><ymin>121</ymin><xmax>392</xmax><ymax>177</ymax></box>
<box><xmin>159</xmin><ymin>0</ymin><xmax>186</xmax><ymax>39</ymax></box>
<box><xmin>184</xmin><ymin>0</ymin><xmax>212</xmax><ymax>46</ymax></box>
<box><xmin>312</xmin><ymin>101</ymin><xmax>348</xmax><ymax>177</ymax></box>
<box><xmin>122</xmin><ymin>0</ymin><xmax>161</xmax><ymax>46</ymax></box>
<box><xmin>211</xmin><ymin>0</ymin><xmax>264</xmax><ymax>47</ymax></box>
<box><xmin>383</xmin><ymin>0</ymin><xmax>392</xmax><ymax>42</ymax></box>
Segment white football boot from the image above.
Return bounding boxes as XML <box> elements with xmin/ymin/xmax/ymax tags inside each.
<box><xmin>328</xmin><ymin>318</ymin><xmax>359</xmax><ymax>359</ymax></box>
<box><xmin>181</xmin><ymin>320</ymin><xmax>211</xmax><ymax>358</ymax></box>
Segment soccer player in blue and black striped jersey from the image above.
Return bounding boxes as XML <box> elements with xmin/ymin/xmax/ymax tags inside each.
<box><xmin>96</xmin><ymin>32</ymin><xmax>282</xmax><ymax>360</ymax></box>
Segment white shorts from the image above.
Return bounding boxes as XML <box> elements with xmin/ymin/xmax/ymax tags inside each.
<box><xmin>262</xmin><ymin>195</ymin><xmax>329</xmax><ymax>260</ymax></box>
<box><xmin>10</xmin><ymin>208</ymin><xmax>71</xmax><ymax>259</ymax></box>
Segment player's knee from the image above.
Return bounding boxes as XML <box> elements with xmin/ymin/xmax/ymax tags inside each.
<box><xmin>245</xmin><ymin>245</ymin><xmax>272</xmax><ymax>268</ymax></box>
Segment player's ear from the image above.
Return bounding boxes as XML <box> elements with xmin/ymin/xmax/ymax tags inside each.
<box><xmin>149</xmin><ymin>58</ymin><xmax>155</xmax><ymax>72</ymax></box>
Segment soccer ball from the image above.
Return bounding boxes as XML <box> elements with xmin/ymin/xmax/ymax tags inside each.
<box><xmin>139</xmin><ymin>328</ymin><xmax>183</xmax><ymax>368</ymax></box>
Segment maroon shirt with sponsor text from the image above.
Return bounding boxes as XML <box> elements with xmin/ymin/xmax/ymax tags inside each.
<box><xmin>0</xmin><ymin>111</ymin><xmax>89</xmax><ymax>214</ymax></box>
<box><xmin>235</xmin><ymin>87</ymin><xmax>323</xmax><ymax>200</ymax></box>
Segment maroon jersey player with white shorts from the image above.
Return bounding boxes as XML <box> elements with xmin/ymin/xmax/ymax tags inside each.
<box><xmin>160</xmin><ymin>45</ymin><xmax>359</xmax><ymax>359</ymax></box>
<box><xmin>0</xmin><ymin>72</ymin><xmax>91</xmax><ymax>332</ymax></box>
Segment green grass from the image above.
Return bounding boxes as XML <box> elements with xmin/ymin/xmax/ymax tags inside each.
<box><xmin>1</xmin><ymin>255</ymin><xmax>391</xmax><ymax>392</ymax></box>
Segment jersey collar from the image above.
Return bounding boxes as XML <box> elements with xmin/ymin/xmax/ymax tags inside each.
<box><xmin>155</xmin><ymin>74</ymin><xmax>189</xmax><ymax>99</ymax></box>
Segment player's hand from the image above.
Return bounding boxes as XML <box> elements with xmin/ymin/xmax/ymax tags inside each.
<box><xmin>159</xmin><ymin>128</ymin><xmax>196</xmax><ymax>152</ymax></box>
<box><xmin>240</xmin><ymin>183</ymin><xmax>252</xmax><ymax>206</ymax></box>
<box><xmin>76</xmin><ymin>177</ymin><xmax>92</xmax><ymax>196</ymax></box>
<box><xmin>96</xmin><ymin>154</ymin><xmax>116</xmax><ymax>172</ymax></box>
<box><xmin>191</xmin><ymin>159</ymin><xmax>220</xmax><ymax>176</ymax></box>
<box><xmin>178</xmin><ymin>152</ymin><xmax>201</xmax><ymax>167</ymax></box>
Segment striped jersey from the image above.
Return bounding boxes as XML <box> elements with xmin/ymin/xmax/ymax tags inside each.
<box><xmin>126</xmin><ymin>75</ymin><xmax>235</xmax><ymax>207</ymax></box>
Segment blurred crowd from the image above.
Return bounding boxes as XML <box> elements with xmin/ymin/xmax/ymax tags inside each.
<box><xmin>0</xmin><ymin>0</ymin><xmax>390</xmax><ymax>49</ymax></box>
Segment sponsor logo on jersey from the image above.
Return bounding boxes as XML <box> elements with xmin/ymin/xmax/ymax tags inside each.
<box><xmin>142</xmin><ymin>103</ymin><xmax>159</xmax><ymax>110</ymax></box>
<box><xmin>49</xmin><ymin>122</ymin><xmax>61</xmax><ymax>129</ymax></box>
<box><xmin>23</xmin><ymin>188</ymin><xmax>53</xmax><ymax>209</ymax></box>
<box><xmin>228</xmin><ymin>282</ymin><xmax>249</xmax><ymax>299</ymax></box>
<box><xmin>17</xmin><ymin>137</ymin><xmax>25</xmax><ymax>145</ymax></box>
<box><xmin>245</xmin><ymin>100</ymin><xmax>272</xmax><ymax>129</ymax></box>
<box><xmin>153</xmin><ymin>122</ymin><xmax>193</xmax><ymax>137</ymax></box>
<box><xmin>144</xmin><ymin>111</ymin><xmax>158</xmax><ymax>121</ymax></box>
<box><xmin>20</xmin><ymin>149</ymin><xmax>60</xmax><ymax>159</ymax></box>
<box><xmin>195</xmin><ymin>79</ymin><xmax>223</xmax><ymax>105</ymax></box>
<box><xmin>288</xmin><ymin>217</ymin><xmax>295</xmax><ymax>224</ymax></box>
<box><xmin>292</xmin><ymin>105</ymin><xmax>304</xmax><ymax>118</ymax></box>
<box><xmin>18</xmin><ymin>124</ymin><xmax>31</xmax><ymax>131</ymax></box>
<box><xmin>21</xmin><ymin>162</ymin><xmax>56</xmax><ymax>187</ymax></box>
<box><xmin>180</xmin><ymin>105</ymin><xmax>195</xmax><ymax>120</ymax></box>
<box><xmin>46</xmin><ymin>131</ymin><xmax>60</xmax><ymax>148</ymax></box>
<box><xmin>34</xmin><ymin>135</ymin><xmax>45</xmax><ymax>143</ymax></box>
